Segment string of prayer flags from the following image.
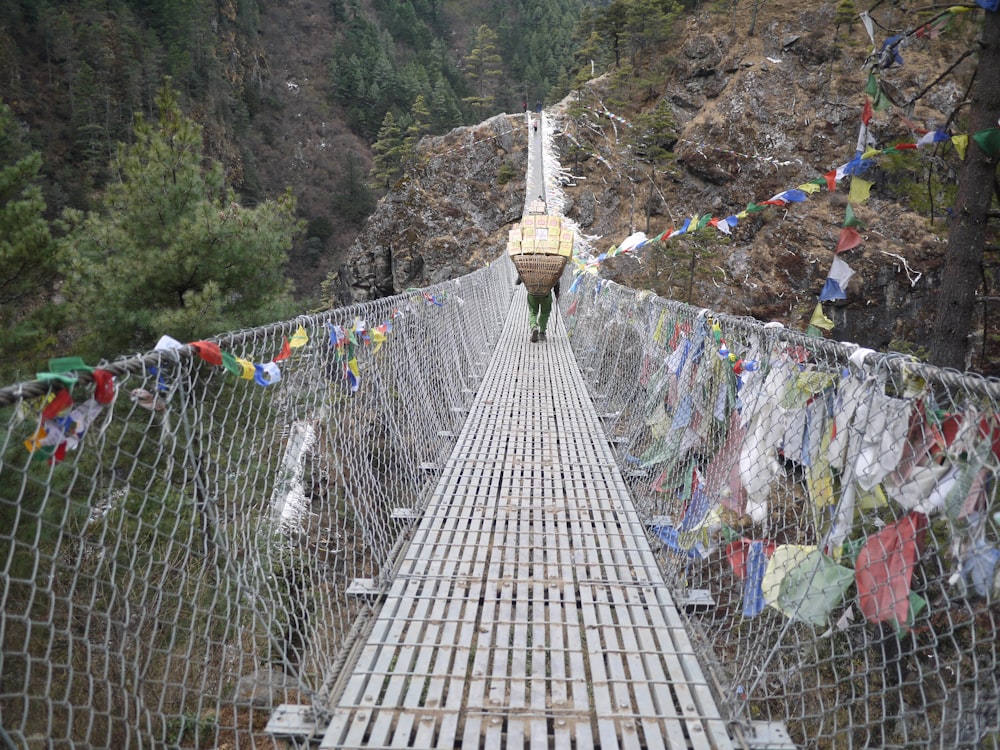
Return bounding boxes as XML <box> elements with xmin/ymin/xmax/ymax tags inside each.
<box><xmin>24</xmin><ymin>357</ymin><xmax>115</xmax><ymax>464</ymax></box>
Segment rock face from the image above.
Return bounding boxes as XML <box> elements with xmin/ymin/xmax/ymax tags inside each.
<box><xmin>330</xmin><ymin>0</ymin><xmax>982</xmax><ymax>362</ymax></box>
<box><xmin>327</xmin><ymin>115</ymin><xmax>527</xmax><ymax>305</ymax></box>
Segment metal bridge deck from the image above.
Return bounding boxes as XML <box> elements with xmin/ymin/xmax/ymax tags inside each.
<box><xmin>320</xmin><ymin>290</ymin><xmax>734</xmax><ymax>749</ymax></box>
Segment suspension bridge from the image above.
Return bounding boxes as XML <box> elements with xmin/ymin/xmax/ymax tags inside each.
<box><xmin>1</xmin><ymin>111</ymin><xmax>998</xmax><ymax>750</ymax></box>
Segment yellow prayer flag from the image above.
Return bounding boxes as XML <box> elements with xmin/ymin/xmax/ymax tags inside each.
<box><xmin>848</xmin><ymin>177</ymin><xmax>873</xmax><ymax>204</ymax></box>
<box><xmin>861</xmin><ymin>148</ymin><xmax>882</xmax><ymax>160</ymax></box>
<box><xmin>290</xmin><ymin>325</ymin><xmax>309</xmax><ymax>348</ymax></box>
<box><xmin>810</xmin><ymin>302</ymin><xmax>835</xmax><ymax>331</ymax></box>
<box><xmin>653</xmin><ymin>311</ymin><xmax>667</xmax><ymax>343</ymax></box>
<box><xmin>952</xmin><ymin>134</ymin><xmax>968</xmax><ymax>160</ymax></box>
<box><xmin>370</xmin><ymin>328</ymin><xmax>387</xmax><ymax>352</ymax></box>
<box><xmin>796</xmin><ymin>182</ymin><xmax>822</xmax><ymax>194</ymax></box>
<box><xmin>237</xmin><ymin>358</ymin><xmax>256</xmax><ymax>380</ymax></box>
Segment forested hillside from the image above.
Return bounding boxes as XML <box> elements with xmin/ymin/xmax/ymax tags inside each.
<box><xmin>0</xmin><ymin>0</ymin><xmax>599</xmax><ymax>381</ymax></box>
<box><xmin>1</xmin><ymin>0</ymin><xmax>998</xmax><ymax>379</ymax></box>
<box><xmin>329</xmin><ymin>0</ymin><xmax>1000</xmax><ymax>373</ymax></box>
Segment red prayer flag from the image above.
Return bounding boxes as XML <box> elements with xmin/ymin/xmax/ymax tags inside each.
<box><xmin>92</xmin><ymin>369</ymin><xmax>116</xmax><ymax>404</ymax></box>
<box><xmin>273</xmin><ymin>338</ymin><xmax>292</xmax><ymax>362</ymax></box>
<box><xmin>42</xmin><ymin>389</ymin><xmax>74</xmax><ymax>420</ymax></box>
<box><xmin>862</xmin><ymin>97</ymin><xmax>873</xmax><ymax>125</ymax></box>
<box><xmin>824</xmin><ymin>170</ymin><xmax>837</xmax><ymax>191</ymax></box>
<box><xmin>726</xmin><ymin>538</ymin><xmax>776</xmax><ymax>579</ymax></box>
<box><xmin>190</xmin><ymin>341</ymin><xmax>223</xmax><ymax>366</ymax></box>
<box><xmin>836</xmin><ymin>227</ymin><xmax>864</xmax><ymax>253</ymax></box>
<box><xmin>855</xmin><ymin>512</ymin><xmax>927</xmax><ymax>629</ymax></box>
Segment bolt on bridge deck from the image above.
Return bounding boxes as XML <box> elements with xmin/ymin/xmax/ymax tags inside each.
<box><xmin>318</xmin><ymin>289</ymin><xmax>734</xmax><ymax>749</ymax></box>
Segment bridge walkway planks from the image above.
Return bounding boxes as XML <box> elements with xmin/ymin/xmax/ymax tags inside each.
<box><xmin>319</xmin><ymin>288</ymin><xmax>734</xmax><ymax>749</ymax></box>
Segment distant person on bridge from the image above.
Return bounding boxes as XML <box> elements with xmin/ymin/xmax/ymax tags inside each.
<box><xmin>515</xmin><ymin>276</ymin><xmax>559</xmax><ymax>343</ymax></box>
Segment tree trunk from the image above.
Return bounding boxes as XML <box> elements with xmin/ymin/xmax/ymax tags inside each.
<box><xmin>929</xmin><ymin>9</ymin><xmax>1000</xmax><ymax>370</ymax></box>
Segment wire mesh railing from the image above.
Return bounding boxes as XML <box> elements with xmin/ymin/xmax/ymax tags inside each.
<box><xmin>562</xmin><ymin>271</ymin><xmax>1000</xmax><ymax>750</ymax></box>
<box><xmin>3</xmin><ymin>250</ymin><xmax>1000</xmax><ymax>749</ymax></box>
<box><xmin>0</xmin><ymin>259</ymin><xmax>513</xmax><ymax>749</ymax></box>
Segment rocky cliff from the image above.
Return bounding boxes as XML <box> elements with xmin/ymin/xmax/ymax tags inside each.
<box><xmin>329</xmin><ymin>0</ymin><xmax>984</xmax><ymax>361</ymax></box>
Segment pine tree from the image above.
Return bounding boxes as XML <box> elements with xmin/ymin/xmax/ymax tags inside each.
<box><xmin>0</xmin><ymin>102</ymin><xmax>62</xmax><ymax>381</ymax></box>
<box><xmin>462</xmin><ymin>25</ymin><xmax>503</xmax><ymax>119</ymax></box>
<box><xmin>370</xmin><ymin>110</ymin><xmax>405</xmax><ymax>188</ymax></box>
<box><xmin>60</xmin><ymin>86</ymin><xmax>302</xmax><ymax>358</ymax></box>
<box><xmin>402</xmin><ymin>94</ymin><xmax>432</xmax><ymax>167</ymax></box>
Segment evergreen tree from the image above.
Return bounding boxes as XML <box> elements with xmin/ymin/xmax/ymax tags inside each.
<box><xmin>333</xmin><ymin>152</ymin><xmax>376</xmax><ymax>226</ymax></box>
<box><xmin>462</xmin><ymin>24</ymin><xmax>503</xmax><ymax>119</ymax></box>
<box><xmin>370</xmin><ymin>110</ymin><xmax>406</xmax><ymax>188</ymax></box>
<box><xmin>429</xmin><ymin>75</ymin><xmax>463</xmax><ymax>132</ymax></box>
<box><xmin>402</xmin><ymin>94</ymin><xmax>432</xmax><ymax>165</ymax></box>
<box><xmin>60</xmin><ymin>86</ymin><xmax>302</xmax><ymax>358</ymax></box>
<box><xmin>0</xmin><ymin>102</ymin><xmax>62</xmax><ymax>381</ymax></box>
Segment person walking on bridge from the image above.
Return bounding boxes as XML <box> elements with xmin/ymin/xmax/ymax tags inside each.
<box><xmin>516</xmin><ymin>276</ymin><xmax>559</xmax><ymax>343</ymax></box>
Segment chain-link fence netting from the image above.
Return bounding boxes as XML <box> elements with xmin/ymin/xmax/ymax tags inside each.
<box><xmin>562</xmin><ymin>272</ymin><xmax>1000</xmax><ymax>750</ymax></box>
<box><xmin>0</xmin><ymin>259</ymin><xmax>513</xmax><ymax>749</ymax></box>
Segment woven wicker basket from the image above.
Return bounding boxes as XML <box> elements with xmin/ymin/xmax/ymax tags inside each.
<box><xmin>511</xmin><ymin>253</ymin><xmax>567</xmax><ymax>296</ymax></box>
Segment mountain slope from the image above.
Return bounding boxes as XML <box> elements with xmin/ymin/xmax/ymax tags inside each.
<box><xmin>331</xmin><ymin>0</ymin><xmax>989</xmax><ymax>367</ymax></box>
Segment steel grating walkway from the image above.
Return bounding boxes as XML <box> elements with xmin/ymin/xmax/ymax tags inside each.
<box><xmin>319</xmin><ymin>289</ymin><xmax>734</xmax><ymax>749</ymax></box>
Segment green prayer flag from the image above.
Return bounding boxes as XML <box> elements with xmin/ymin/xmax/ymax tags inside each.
<box><xmin>872</xmin><ymin>87</ymin><xmax>891</xmax><ymax>112</ymax></box>
<box><xmin>972</xmin><ymin>128</ymin><xmax>1000</xmax><ymax>157</ymax></box>
<box><xmin>745</xmin><ymin>202</ymin><xmax>765</xmax><ymax>213</ymax></box>
<box><xmin>221</xmin><ymin>351</ymin><xmax>242</xmax><ymax>376</ymax></box>
<box><xmin>843</xmin><ymin>205</ymin><xmax>865</xmax><ymax>228</ymax></box>
<box><xmin>776</xmin><ymin>550</ymin><xmax>855</xmax><ymax>626</ymax></box>
<box><xmin>48</xmin><ymin>356</ymin><xmax>94</xmax><ymax>374</ymax></box>
<box><xmin>865</xmin><ymin>73</ymin><xmax>879</xmax><ymax>97</ymax></box>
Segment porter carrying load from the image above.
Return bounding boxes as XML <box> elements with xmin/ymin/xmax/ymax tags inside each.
<box><xmin>507</xmin><ymin>205</ymin><xmax>574</xmax><ymax>296</ymax></box>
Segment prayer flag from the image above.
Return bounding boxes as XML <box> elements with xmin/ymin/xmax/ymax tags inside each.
<box><xmin>92</xmin><ymin>369</ymin><xmax>116</xmax><ymax>404</ymax></box>
<box><xmin>848</xmin><ymin>177</ymin><xmax>873</xmax><ymax>203</ymax></box>
<box><xmin>254</xmin><ymin>362</ymin><xmax>282</xmax><ymax>387</ymax></box>
<box><xmin>952</xmin><ymin>134</ymin><xmax>969</xmax><ymax>160</ymax></box>
<box><xmin>273</xmin><ymin>338</ymin><xmax>292</xmax><ymax>362</ymax></box>
<box><xmin>836</xmin><ymin>227</ymin><xmax>863</xmax><ymax>253</ymax></box>
<box><xmin>855</xmin><ymin>512</ymin><xmax>927</xmax><ymax>630</ymax></box>
<box><xmin>221</xmin><ymin>352</ymin><xmax>242</xmax><ymax>376</ymax></box>
<box><xmin>973</xmin><ymin>128</ymin><xmax>1000</xmax><ymax>157</ymax></box>
<box><xmin>237</xmin><ymin>358</ymin><xmax>256</xmax><ymax>380</ymax></box>
<box><xmin>819</xmin><ymin>257</ymin><xmax>854</xmax><ymax>301</ymax></box>
<box><xmin>843</xmin><ymin>205</ymin><xmax>865</xmax><ymax>228</ymax></box>
<box><xmin>290</xmin><ymin>326</ymin><xmax>309</xmax><ymax>348</ymax></box>
<box><xmin>190</xmin><ymin>341</ymin><xmax>223</xmax><ymax>366</ymax></box>
<box><xmin>810</xmin><ymin>302</ymin><xmax>835</xmax><ymax>331</ymax></box>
